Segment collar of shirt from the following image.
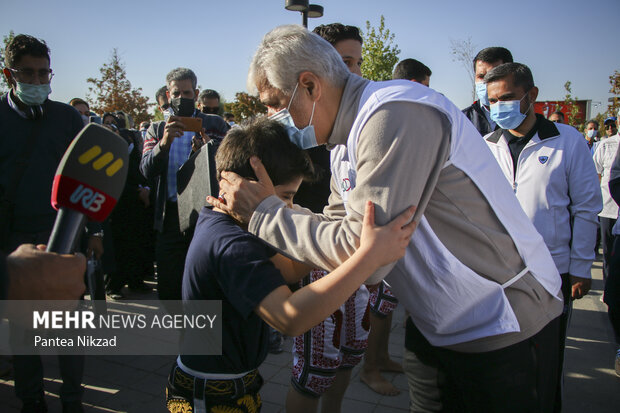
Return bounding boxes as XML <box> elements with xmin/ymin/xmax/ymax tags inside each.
<box><xmin>7</xmin><ymin>89</ymin><xmax>45</xmax><ymax>120</ymax></box>
<box><xmin>327</xmin><ymin>74</ymin><xmax>369</xmax><ymax>149</ymax></box>
<box><xmin>480</xmin><ymin>103</ymin><xmax>496</xmax><ymax>129</ymax></box>
<box><xmin>7</xmin><ymin>89</ymin><xmax>28</xmax><ymax>118</ymax></box>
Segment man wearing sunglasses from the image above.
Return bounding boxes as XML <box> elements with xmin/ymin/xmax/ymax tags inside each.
<box><xmin>197</xmin><ymin>89</ymin><xmax>221</xmax><ymax>116</ymax></box>
<box><xmin>1</xmin><ymin>34</ymin><xmax>89</xmax><ymax>413</ymax></box>
<box><xmin>140</xmin><ymin>69</ymin><xmax>229</xmax><ymax>304</ymax></box>
<box><xmin>155</xmin><ymin>85</ymin><xmax>170</xmax><ymax>114</ymax></box>
<box><xmin>604</xmin><ymin>116</ymin><xmax>618</xmax><ymax>138</ymax></box>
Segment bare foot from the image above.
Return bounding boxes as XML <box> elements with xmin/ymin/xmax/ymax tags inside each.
<box><xmin>360</xmin><ymin>368</ymin><xmax>401</xmax><ymax>396</ymax></box>
<box><xmin>379</xmin><ymin>357</ymin><xmax>404</xmax><ymax>373</ymax></box>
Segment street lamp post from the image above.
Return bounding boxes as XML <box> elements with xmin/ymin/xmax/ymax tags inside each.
<box><xmin>284</xmin><ymin>0</ymin><xmax>324</xmax><ymax>28</ymax></box>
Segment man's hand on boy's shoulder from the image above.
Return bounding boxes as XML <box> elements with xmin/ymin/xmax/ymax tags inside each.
<box><xmin>207</xmin><ymin>157</ymin><xmax>276</xmax><ymax>224</ymax></box>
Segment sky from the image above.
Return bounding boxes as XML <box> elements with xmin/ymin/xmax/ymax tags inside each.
<box><xmin>2</xmin><ymin>0</ymin><xmax>619</xmax><ymax>117</ymax></box>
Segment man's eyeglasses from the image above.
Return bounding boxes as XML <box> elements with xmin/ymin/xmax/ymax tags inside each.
<box><xmin>8</xmin><ymin>68</ymin><xmax>54</xmax><ymax>83</ymax></box>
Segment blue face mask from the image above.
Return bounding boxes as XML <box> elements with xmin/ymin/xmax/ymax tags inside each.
<box><xmin>489</xmin><ymin>94</ymin><xmax>531</xmax><ymax>130</ymax></box>
<box><xmin>269</xmin><ymin>83</ymin><xmax>318</xmax><ymax>149</ymax></box>
<box><xmin>475</xmin><ymin>82</ymin><xmax>490</xmax><ymax>107</ymax></box>
<box><xmin>15</xmin><ymin>81</ymin><xmax>51</xmax><ymax>106</ymax></box>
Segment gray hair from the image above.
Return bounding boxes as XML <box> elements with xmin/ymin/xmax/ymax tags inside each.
<box><xmin>586</xmin><ymin>119</ymin><xmax>599</xmax><ymax>129</ymax></box>
<box><xmin>484</xmin><ymin>62</ymin><xmax>534</xmax><ymax>92</ymax></box>
<box><xmin>247</xmin><ymin>25</ymin><xmax>350</xmax><ymax>95</ymax></box>
<box><xmin>166</xmin><ymin>67</ymin><xmax>197</xmax><ymax>89</ymax></box>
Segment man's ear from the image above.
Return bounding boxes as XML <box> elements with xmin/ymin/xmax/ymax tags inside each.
<box><xmin>529</xmin><ymin>86</ymin><xmax>539</xmax><ymax>102</ymax></box>
<box><xmin>166</xmin><ymin>90</ymin><xmax>171</xmax><ymax>100</ymax></box>
<box><xmin>194</xmin><ymin>89</ymin><xmax>199</xmax><ymax>102</ymax></box>
<box><xmin>3</xmin><ymin>68</ymin><xmax>14</xmax><ymax>88</ymax></box>
<box><xmin>298</xmin><ymin>71</ymin><xmax>321</xmax><ymax>102</ymax></box>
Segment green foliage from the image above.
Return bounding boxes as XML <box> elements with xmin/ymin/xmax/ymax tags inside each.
<box><xmin>608</xmin><ymin>70</ymin><xmax>620</xmax><ymax>117</ymax></box>
<box><xmin>87</xmin><ymin>48</ymin><xmax>152</xmax><ymax>124</ymax></box>
<box><xmin>563</xmin><ymin>81</ymin><xmax>581</xmax><ymax>129</ymax></box>
<box><xmin>223</xmin><ymin>92</ymin><xmax>267</xmax><ymax>121</ymax></box>
<box><xmin>0</xmin><ymin>30</ymin><xmax>15</xmax><ymax>94</ymax></box>
<box><xmin>152</xmin><ymin>107</ymin><xmax>164</xmax><ymax>122</ymax></box>
<box><xmin>361</xmin><ymin>16</ymin><xmax>400</xmax><ymax>81</ymax></box>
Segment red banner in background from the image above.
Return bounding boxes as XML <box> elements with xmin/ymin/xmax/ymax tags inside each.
<box><xmin>534</xmin><ymin>100</ymin><xmax>591</xmax><ymax>124</ymax></box>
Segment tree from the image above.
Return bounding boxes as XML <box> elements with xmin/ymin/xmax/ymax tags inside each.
<box><xmin>449</xmin><ymin>37</ymin><xmax>477</xmax><ymax>101</ymax></box>
<box><xmin>87</xmin><ymin>48</ymin><xmax>152</xmax><ymax>124</ymax></box>
<box><xmin>152</xmin><ymin>107</ymin><xmax>164</xmax><ymax>122</ymax></box>
<box><xmin>360</xmin><ymin>15</ymin><xmax>400</xmax><ymax>81</ymax></box>
<box><xmin>562</xmin><ymin>81</ymin><xmax>581</xmax><ymax>129</ymax></box>
<box><xmin>223</xmin><ymin>92</ymin><xmax>267</xmax><ymax>121</ymax></box>
<box><xmin>608</xmin><ymin>69</ymin><xmax>620</xmax><ymax>117</ymax></box>
<box><xmin>0</xmin><ymin>30</ymin><xmax>15</xmax><ymax>94</ymax></box>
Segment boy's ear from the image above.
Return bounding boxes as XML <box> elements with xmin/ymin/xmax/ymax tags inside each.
<box><xmin>298</xmin><ymin>71</ymin><xmax>321</xmax><ymax>102</ymax></box>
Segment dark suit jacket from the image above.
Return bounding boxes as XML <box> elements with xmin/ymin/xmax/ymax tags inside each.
<box><xmin>139</xmin><ymin>112</ymin><xmax>229</xmax><ymax>232</ymax></box>
<box><xmin>462</xmin><ymin>101</ymin><xmax>496</xmax><ymax>137</ymax></box>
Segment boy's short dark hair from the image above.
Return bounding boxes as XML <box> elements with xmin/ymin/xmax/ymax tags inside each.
<box><xmin>216</xmin><ymin>117</ymin><xmax>315</xmax><ymax>186</ymax></box>
<box><xmin>4</xmin><ymin>34</ymin><xmax>50</xmax><ymax>68</ymax></box>
<box><xmin>155</xmin><ymin>86</ymin><xmax>168</xmax><ymax>102</ymax></box>
<box><xmin>392</xmin><ymin>58</ymin><xmax>432</xmax><ymax>80</ymax></box>
<box><xmin>473</xmin><ymin>47</ymin><xmax>513</xmax><ymax>70</ymax></box>
<box><xmin>484</xmin><ymin>62</ymin><xmax>534</xmax><ymax>92</ymax></box>
<box><xmin>199</xmin><ymin>89</ymin><xmax>220</xmax><ymax>101</ymax></box>
<box><xmin>550</xmin><ymin>110</ymin><xmax>565</xmax><ymax>121</ymax></box>
<box><xmin>102</xmin><ymin>112</ymin><xmax>119</xmax><ymax>127</ymax></box>
<box><xmin>313</xmin><ymin>23</ymin><xmax>362</xmax><ymax>46</ymax></box>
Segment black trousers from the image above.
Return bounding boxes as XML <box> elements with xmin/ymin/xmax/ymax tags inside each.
<box><xmin>600</xmin><ymin>217</ymin><xmax>617</xmax><ymax>281</ymax></box>
<box><xmin>404</xmin><ymin>317</ymin><xmax>560</xmax><ymax>413</ymax></box>
<box><xmin>108</xmin><ymin>198</ymin><xmax>153</xmax><ymax>291</ymax></box>
<box><xmin>5</xmin><ymin>231</ymin><xmax>84</xmax><ymax>404</ymax></box>
<box><xmin>554</xmin><ymin>273</ymin><xmax>573</xmax><ymax>413</ymax></box>
<box><xmin>605</xmin><ymin>236</ymin><xmax>620</xmax><ymax>345</ymax></box>
<box><xmin>155</xmin><ymin>202</ymin><xmax>192</xmax><ymax>302</ymax></box>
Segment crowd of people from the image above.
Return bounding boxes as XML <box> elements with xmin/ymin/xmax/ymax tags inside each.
<box><xmin>0</xmin><ymin>21</ymin><xmax>619</xmax><ymax>413</ymax></box>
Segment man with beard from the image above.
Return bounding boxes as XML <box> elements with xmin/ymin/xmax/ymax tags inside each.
<box><xmin>140</xmin><ymin>68</ymin><xmax>229</xmax><ymax>301</ymax></box>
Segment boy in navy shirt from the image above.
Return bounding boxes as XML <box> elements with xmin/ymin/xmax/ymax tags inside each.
<box><xmin>166</xmin><ymin>117</ymin><xmax>416</xmax><ymax>413</ymax></box>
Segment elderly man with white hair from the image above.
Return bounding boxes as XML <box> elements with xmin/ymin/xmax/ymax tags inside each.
<box><xmin>210</xmin><ymin>25</ymin><xmax>564</xmax><ymax>412</ymax></box>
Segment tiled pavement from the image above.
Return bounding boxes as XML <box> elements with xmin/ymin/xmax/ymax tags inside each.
<box><xmin>1</xmin><ymin>257</ymin><xmax>618</xmax><ymax>412</ymax></box>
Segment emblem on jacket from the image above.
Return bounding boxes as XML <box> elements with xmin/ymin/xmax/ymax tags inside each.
<box><xmin>538</xmin><ymin>156</ymin><xmax>549</xmax><ymax>164</ymax></box>
<box><xmin>341</xmin><ymin>178</ymin><xmax>352</xmax><ymax>192</ymax></box>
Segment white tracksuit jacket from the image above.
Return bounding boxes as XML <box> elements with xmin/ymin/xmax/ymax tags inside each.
<box><xmin>485</xmin><ymin>116</ymin><xmax>602</xmax><ymax>278</ymax></box>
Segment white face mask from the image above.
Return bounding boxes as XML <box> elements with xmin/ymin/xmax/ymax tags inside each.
<box><xmin>586</xmin><ymin>129</ymin><xmax>597</xmax><ymax>139</ymax></box>
<box><xmin>15</xmin><ymin>81</ymin><xmax>51</xmax><ymax>106</ymax></box>
<box><xmin>269</xmin><ymin>83</ymin><xmax>318</xmax><ymax>149</ymax></box>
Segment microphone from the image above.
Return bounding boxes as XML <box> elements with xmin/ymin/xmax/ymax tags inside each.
<box><xmin>47</xmin><ymin>123</ymin><xmax>128</xmax><ymax>255</ymax></box>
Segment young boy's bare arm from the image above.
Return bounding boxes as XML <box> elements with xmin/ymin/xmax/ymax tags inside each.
<box><xmin>255</xmin><ymin>202</ymin><xmax>416</xmax><ymax>337</ymax></box>
<box><xmin>270</xmin><ymin>254</ymin><xmax>313</xmax><ymax>284</ymax></box>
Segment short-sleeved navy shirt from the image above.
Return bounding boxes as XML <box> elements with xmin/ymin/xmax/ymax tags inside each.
<box><xmin>180</xmin><ymin>207</ymin><xmax>286</xmax><ymax>374</ymax></box>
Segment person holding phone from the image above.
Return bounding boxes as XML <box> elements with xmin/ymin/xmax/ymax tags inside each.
<box><xmin>140</xmin><ymin>67</ymin><xmax>229</xmax><ymax>303</ymax></box>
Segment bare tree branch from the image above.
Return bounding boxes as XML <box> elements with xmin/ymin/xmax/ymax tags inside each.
<box><xmin>449</xmin><ymin>37</ymin><xmax>477</xmax><ymax>101</ymax></box>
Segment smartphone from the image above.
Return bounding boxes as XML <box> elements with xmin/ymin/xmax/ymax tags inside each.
<box><xmin>89</xmin><ymin>115</ymin><xmax>102</xmax><ymax>124</ymax></box>
<box><xmin>177</xmin><ymin>117</ymin><xmax>203</xmax><ymax>133</ymax></box>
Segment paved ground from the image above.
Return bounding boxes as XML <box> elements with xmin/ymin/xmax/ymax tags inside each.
<box><xmin>1</xmin><ymin>257</ymin><xmax>618</xmax><ymax>412</ymax></box>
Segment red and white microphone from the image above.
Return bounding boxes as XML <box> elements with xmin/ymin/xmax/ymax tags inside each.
<box><xmin>47</xmin><ymin>123</ymin><xmax>129</xmax><ymax>254</ymax></box>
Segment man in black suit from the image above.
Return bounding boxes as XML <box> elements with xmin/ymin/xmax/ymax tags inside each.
<box><xmin>140</xmin><ymin>68</ymin><xmax>229</xmax><ymax>301</ymax></box>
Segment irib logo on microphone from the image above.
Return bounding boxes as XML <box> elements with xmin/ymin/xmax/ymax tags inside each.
<box><xmin>69</xmin><ymin>184</ymin><xmax>107</xmax><ymax>212</ymax></box>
